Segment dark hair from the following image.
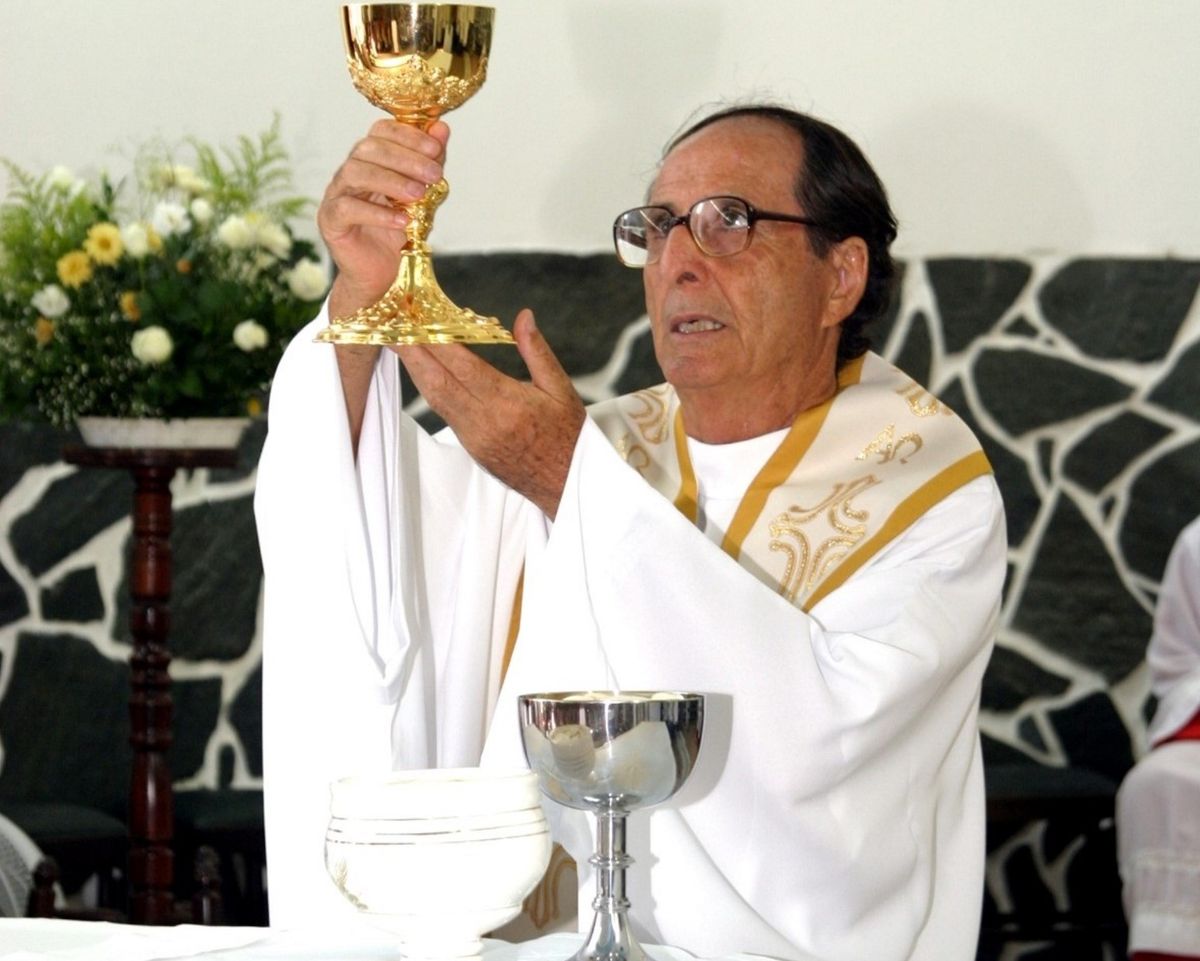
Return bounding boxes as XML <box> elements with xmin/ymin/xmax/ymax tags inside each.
<box><xmin>667</xmin><ymin>104</ymin><xmax>898</xmax><ymax>365</ymax></box>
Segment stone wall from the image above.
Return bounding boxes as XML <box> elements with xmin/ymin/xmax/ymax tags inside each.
<box><xmin>1</xmin><ymin>253</ymin><xmax>1198</xmax><ymax>949</ymax></box>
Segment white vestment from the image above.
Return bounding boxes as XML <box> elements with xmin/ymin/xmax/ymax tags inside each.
<box><xmin>255</xmin><ymin>310</ymin><xmax>1006</xmax><ymax>961</ymax></box>
<box><xmin>1116</xmin><ymin>517</ymin><xmax>1200</xmax><ymax>957</ymax></box>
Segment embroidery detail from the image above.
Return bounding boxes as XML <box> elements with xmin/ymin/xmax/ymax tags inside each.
<box><xmin>627</xmin><ymin>386</ymin><xmax>672</xmax><ymax>444</ymax></box>
<box><xmin>857</xmin><ymin>424</ymin><xmax>924</xmax><ymax>464</ymax></box>
<box><xmin>768</xmin><ymin>476</ymin><xmax>879</xmax><ymax>602</ymax></box>
<box><xmin>897</xmin><ymin>383</ymin><xmax>953</xmax><ymax>418</ymax></box>
<box><xmin>521</xmin><ymin>844</ymin><xmax>576</xmax><ymax>929</ymax></box>
<box><xmin>615</xmin><ymin>433</ymin><xmax>652</xmax><ymax>475</ymax></box>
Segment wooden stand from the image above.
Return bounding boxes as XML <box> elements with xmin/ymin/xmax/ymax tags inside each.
<box><xmin>63</xmin><ymin>445</ymin><xmax>237</xmax><ymax>924</ymax></box>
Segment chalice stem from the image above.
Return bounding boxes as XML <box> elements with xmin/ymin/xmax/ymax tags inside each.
<box><xmin>316</xmin><ymin>173</ymin><xmax>513</xmax><ymax>345</ymax></box>
<box><xmin>575</xmin><ymin>810</ymin><xmax>644</xmax><ymax>961</ymax></box>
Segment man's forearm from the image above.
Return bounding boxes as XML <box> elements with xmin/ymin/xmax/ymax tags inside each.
<box><xmin>334</xmin><ymin>343</ymin><xmax>381</xmax><ymax>457</ymax></box>
<box><xmin>328</xmin><ymin>276</ymin><xmax>388</xmax><ymax>457</ymax></box>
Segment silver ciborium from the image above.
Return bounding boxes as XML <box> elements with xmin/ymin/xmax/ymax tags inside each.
<box><xmin>518</xmin><ymin>692</ymin><xmax>704</xmax><ymax>961</ymax></box>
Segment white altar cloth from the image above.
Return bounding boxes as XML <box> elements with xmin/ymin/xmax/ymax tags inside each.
<box><xmin>0</xmin><ymin>924</ymin><xmax>770</xmax><ymax>961</ymax></box>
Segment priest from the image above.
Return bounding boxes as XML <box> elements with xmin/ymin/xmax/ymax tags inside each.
<box><xmin>255</xmin><ymin>104</ymin><xmax>1006</xmax><ymax>961</ymax></box>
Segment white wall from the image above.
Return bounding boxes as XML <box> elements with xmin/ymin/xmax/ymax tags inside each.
<box><xmin>1</xmin><ymin>0</ymin><xmax>1197</xmax><ymax>258</ymax></box>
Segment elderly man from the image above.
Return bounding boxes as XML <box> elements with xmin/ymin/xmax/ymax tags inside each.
<box><xmin>255</xmin><ymin>104</ymin><xmax>1006</xmax><ymax>961</ymax></box>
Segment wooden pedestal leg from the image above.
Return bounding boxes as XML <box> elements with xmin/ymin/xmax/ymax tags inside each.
<box><xmin>127</xmin><ymin>464</ymin><xmax>176</xmax><ymax>924</ymax></box>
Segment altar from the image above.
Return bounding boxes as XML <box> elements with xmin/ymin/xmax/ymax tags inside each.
<box><xmin>0</xmin><ymin>924</ymin><xmax>755</xmax><ymax>961</ymax></box>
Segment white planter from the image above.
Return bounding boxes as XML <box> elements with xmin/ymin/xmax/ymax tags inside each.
<box><xmin>76</xmin><ymin>417</ymin><xmax>251</xmax><ymax>450</ymax></box>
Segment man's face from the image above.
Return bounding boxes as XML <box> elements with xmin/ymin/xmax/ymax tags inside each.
<box><xmin>644</xmin><ymin>116</ymin><xmax>850</xmax><ymax>437</ymax></box>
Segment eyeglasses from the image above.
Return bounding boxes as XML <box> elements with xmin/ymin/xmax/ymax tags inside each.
<box><xmin>612</xmin><ymin>195</ymin><xmax>821</xmax><ymax>268</ymax></box>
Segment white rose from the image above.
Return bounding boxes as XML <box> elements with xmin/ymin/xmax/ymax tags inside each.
<box><xmin>285</xmin><ymin>258</ymin><xmax>329</xmax><ymax>301</ymax></box>
<box><xmin>121</xmin><ymin>222</ymin><xmax>152</xmax><ymax>259</ymax></box>
<box><xmin>131</xmin><ymin>325</ymin><xmax>173</xmax><ymax>365</ymax></box>
<box><xmin>233</xmin><ymin>319</ymin><xmax>269</xmax><ymax>352</ymax></box>
<box><xmin>254</xmin><ymin>220</ymin><xmax>292</xmax><ymax>259</ymax></box>
<box><xmin>189</xmin><ymin>198</ymin><xmax>213</xmax><ymax>226</ymax></box>
<box><xmin>216</xmin><ymin>215</ymin><xmax>253</xmax><ymax>249</ymax></box>
<box><xmin>151</xmin><ymin>201</ymin><xmax>191</xmax><ymax>238</ymax></box>
<box><xmin>173</xmin><ymin>165</ymin><xmax>210</xmax><ymax>195</ymax></box>
<box><xmin>31</xmin><ymin>284</ymin><xmax>70</xmax><ymax>319</ymax></box>
<box><xmin>48</xmin><ymin>165</ymin><xmax>76</xmax><ymax>190</ymax></box>
<box><xmin>48</xmin><ymin>165</ymin><xmax>86</xmax><ymax>196</ymax></box>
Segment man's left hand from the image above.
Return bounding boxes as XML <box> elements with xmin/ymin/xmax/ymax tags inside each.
<box><xmin>395</xmin><ymin>310</ymin><xmax>586</xmax><ymax>519</ymax></box>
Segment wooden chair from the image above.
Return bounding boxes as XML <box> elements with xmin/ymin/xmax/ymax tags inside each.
<box><xmin>0</xmin><ymin>799</ymin><xmax>127</xmax><ymax>915</ymax></box>
<box><xmin>26</xmin><ymin>848</ymin><xmax>222</xmax><ymax>925</ymax></box>
<box><xmin>173</xmin><ymin>789</ymin><xmax>266</xmax><ymax>926</ymax></box>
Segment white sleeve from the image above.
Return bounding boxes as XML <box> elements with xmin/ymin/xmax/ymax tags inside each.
<box><xmin>254</xmin><ymin>306</ymin><xmax>536</xmax><ymax>927</ymax></box>
<box><xmin>489</xmin><ymin>418</ymin><xmax>1006</xmax><ymax>961</ymax></box>
<box><xmin>1147</xmin><ymin>516</ymin><xmax>1200</xmax><ymax>744</ymax></box>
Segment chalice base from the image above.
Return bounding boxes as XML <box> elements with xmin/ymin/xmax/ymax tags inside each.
<box><xmin>316</xmin><ymin>246</ymin><xmax>514</xmax><ymax>346</ymax></box>
<box><xmin>573</xmin><ymin>905</ymin><xmax>647</xmax><ymax>961</ymax></box>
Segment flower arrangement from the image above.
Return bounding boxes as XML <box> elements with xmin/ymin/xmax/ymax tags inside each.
<box><xmin>0</xmin><ymin>118</ymin><xmax>329</xmax><ymax>427</ymax></box>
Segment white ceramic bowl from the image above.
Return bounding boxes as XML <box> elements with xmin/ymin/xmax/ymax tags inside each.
<box><xmin>325</xmin><ymin>768</ymin><xmax>551</xmax><ymax>961</ymax></box>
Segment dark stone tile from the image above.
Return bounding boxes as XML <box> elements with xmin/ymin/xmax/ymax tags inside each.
<box><xmin>1046</xmin><ymin>691</ymin><xmax>1135</xmax><ymax>784</ymax></box>
<box><xmin>1063</xmin><ymin>411</ymin><xmax>1172</xmax><ymax>495</ymax></box>
<box><xmin>1001</xmin><ymin>844</ymin><xmax>1058</xmax><ymax>920</ymax></box>
<box><xmin>893</xmin><ymin>310</ymin><xmax>933</xmax><ymax>387</ymax></box>
<box><xmin>218</xmin><ymin>744</ymin><xmax>236</xmax><ymax>787</ymax></box>
<box><xmin>1120</xmin><ymin>439</ymin><xmax>1200</xmax><ymax>582</ymax></box>
<box><xmin>611</xmin><ymin>325</ymin><xmax>664</xmax><ymax>398</ymax></box>
<box><xmin>41</xmin><ymin>567</ymin><xmax>104</xmax><ymax>623</ymax></box>
<box><xmin>172</xmin><ymin>676</ymin><xmax>223</xmax><ymax>781</ymax></box>
<box><xmin>114</xmin><ymin>496</ymin><xmax>261</xmax><ymax>662</ymax></box>
<box><xmin>1147</xmin><ymin>337</ymin><xmax>1200</xmax><ymax>421</ymax></box>
<box><xmin>1017</xmin><ymin>716</ymin><xmax>1048</xmax><ymax>753</ymax></box>
<box><xmin>0</xmin><ymin>559</ymin><xmax>29</xmax><ymax>629</ymax></box>
<box><xmin>940</xmin><ymin>380</ymin><xmax>1040</xmax><ymax>549</ymax></box>
<box><xmin>437</xmin><ymin>253</ymin><xmax>647</xmax><ymax>379</ymax></box>
<box><xmin>927</xmin><ymin>258</ymin><xmax>1032</xmax><ymax>353</ymax></box>
<box><xmin>972</xmin><ymin>347</ymin><xmax>1133</xmax><ymax>438</ymax></box>
<box><xmin>1004</xmin><ymin>315</ymin><xmax>1040</xmax><ymax>339</ymax></box>
<box><xmin>208</xmin><ymin>419</ymin><xmax>268</xmax><ymax>484</ymax></box>
<box><xmin>982</xmin><ymin>646</ymin><xmax>1071</xmax><ymax>712</ymax></box>
<box><xmin>1013</xmin><ymin>495</ymin><xmax>1151</xmax><ymax>683</ymax></box>
<box><xmin>1038</xmin><ymin>258</ymin><xmax>1200</xmax><ymax>362</ymax></box>
<box><xmin>229</xmin><ymin>663</ymin><xmax>263</xmax><ymax>779</ymax></box>
<box><xmin>1041</xmin><ymin>812</ymin><xmax>1097</xmax><ymax>863</ymax></box>
<box><xmin>0</xmin><ymin>422</ymin><xmax>74</xmax><ymax>501</ymax></box>
<box><xmin>1061</xmin><ymin>827</ymin><xmax>1122</xmax><ymax>921</ymax></box>
<box><xmin>0</xmin><ymin>631</ymin><xmax>225</xmax><ymax>810</ymax></box>
<box><xmin>0</xmin><ymin>632</ymin><xmax>132</xmax><ymax>812</ymax></box>
<box><xmin>411</xmin><ymin>407</ymin><xmax>448</xmax><ymax>435</ymax></box>
<box><xmin>9</xmin><ymin>469</ymin><xmax>132</xmax><ymax>578</ymax></box>
<box><xmin>982</xmin><ymin>733</ymin><xmax>1036</xmax><ymax>767</ymax></box>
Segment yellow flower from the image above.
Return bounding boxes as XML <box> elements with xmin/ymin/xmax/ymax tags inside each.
<box><xmin>56</xmin><ymin>250</ymin><xmax>93</xmax><ymax>289</ymax></box>
<box><xmin>84</xmin><ymin>222</ymin><xmax>124</xmax><ymax>265</ymax></box>
<box><xmin>34</xmin><ymin>317</ymin><xmax>55</xmax><ymax>346</ymax></box>
<box><xmin>119</xmin><ymin>290</ymin><xmax>141</xmax><ymax>321</ymax></box>
<box><xmin>147</xmin><ymin>228</ymin><xmax>164</xmax><ymax>254</ymax></box>
<box><xmin>246</xmin><ymin>396</ymin><xmax>263</xmax><ymax>417</ymax></box>
<box><xmin>176</xmin><ymin>258</ymin><xmax>192</xmax><ymax>274</ymax></box>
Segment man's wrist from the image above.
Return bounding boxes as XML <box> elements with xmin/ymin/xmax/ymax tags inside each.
<box><xmin>328</xmin><ymin>276</ymin><xmax>385</xmax><ymax>322</ymax></box>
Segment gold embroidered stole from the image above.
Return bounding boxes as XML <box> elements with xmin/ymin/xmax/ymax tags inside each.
<box><xmin>590</xmin><ymin>352</ymin><xmax>992</xmax><ymax>611</ymax></box>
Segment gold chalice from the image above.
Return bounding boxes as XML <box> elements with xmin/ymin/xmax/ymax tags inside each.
<box><xmin>317</xmin><ymin>4</ymin><xmax>513</xmax><ymax>346</ymax></box>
